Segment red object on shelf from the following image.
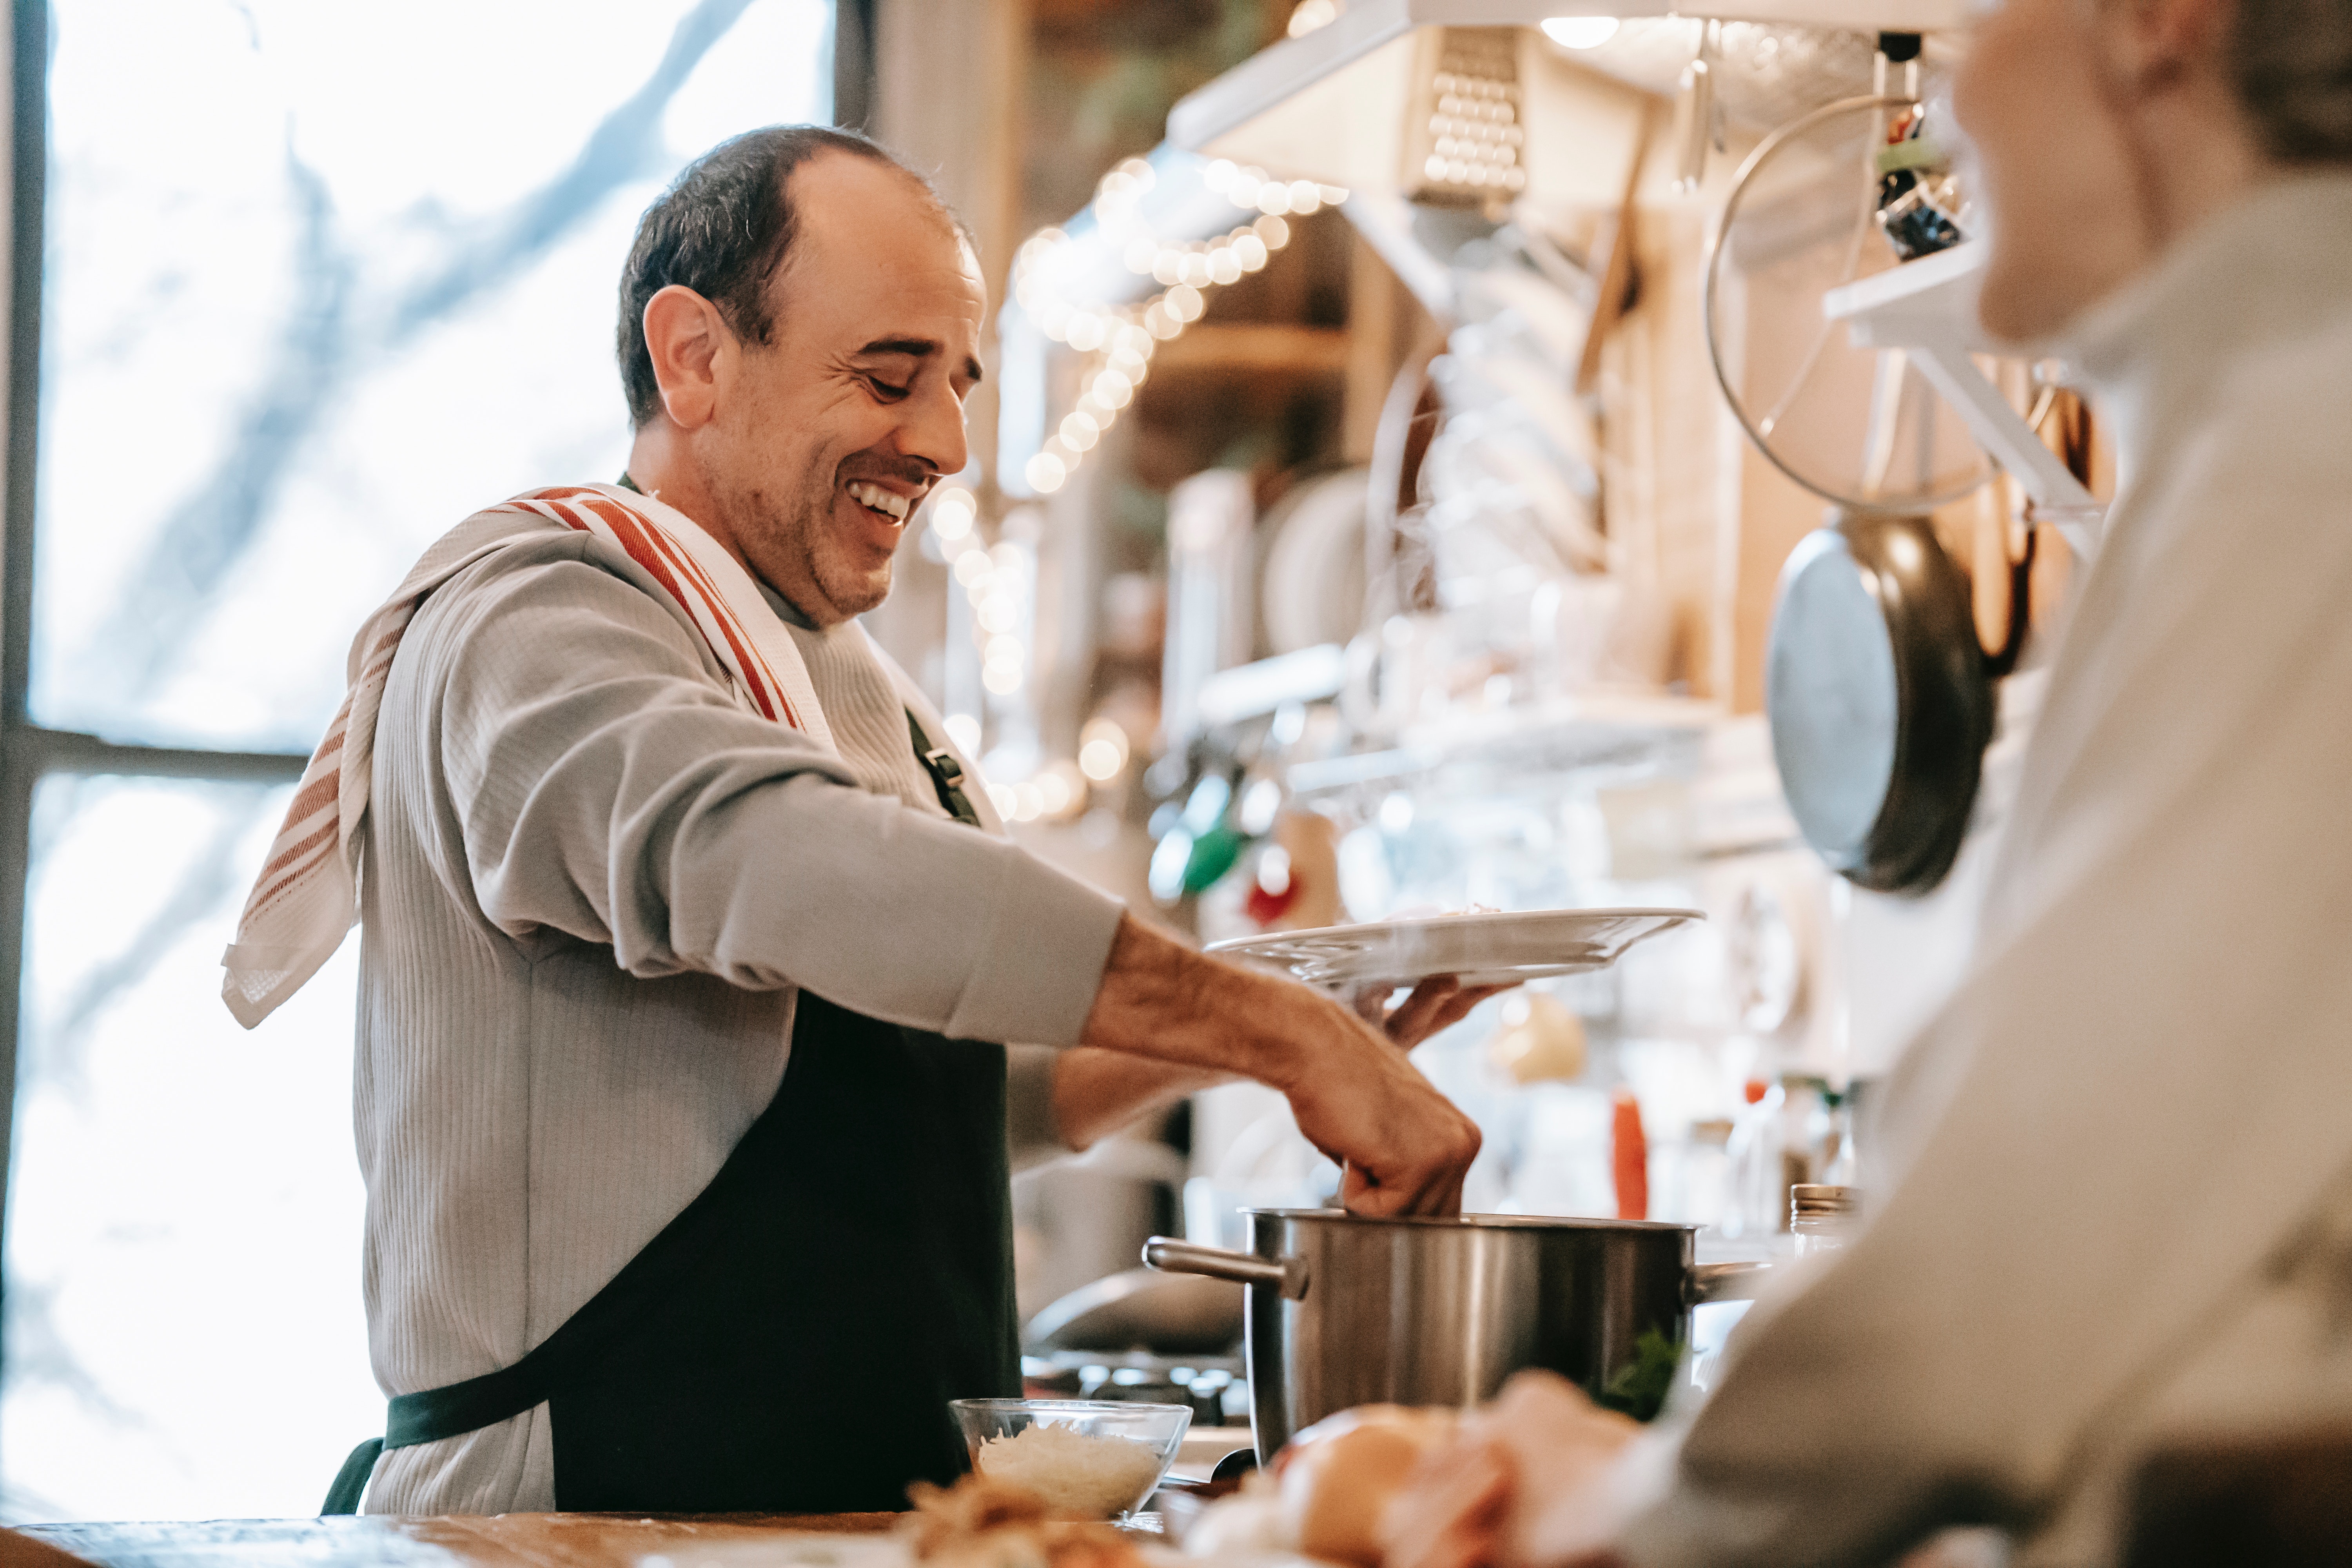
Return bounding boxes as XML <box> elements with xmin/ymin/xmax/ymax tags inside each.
<box><xmin>1244</xmin><ymin>847</ymin><xmax>1305</xmax><ymax>927</ymax></box>
<box><xmin>1244</xmin><ymin>876</ymin><xmax>1301</xmax><ymax>927</ymax></box>
<box><xmin>1612</xmin><ymin>1088</ymin><xmax>1648</xmax><ymax>1221</ymax></box>
<box><xmin>1743</xmin><ymin>1078</ymin><xmax>1770</xmax><ymax>1105</ymax></box>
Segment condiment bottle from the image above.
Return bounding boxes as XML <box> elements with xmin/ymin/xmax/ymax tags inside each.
<box><xmin>1790</xmin><ymin>1183</ymin><xmax>1861</xmax><ymax>1256</ymax></box>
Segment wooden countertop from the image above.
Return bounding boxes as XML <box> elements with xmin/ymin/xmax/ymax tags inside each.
<box><xmin>5</xmin><ymin>1512</ymin><xmax>903</xmax><ymax>1567</ymax></box>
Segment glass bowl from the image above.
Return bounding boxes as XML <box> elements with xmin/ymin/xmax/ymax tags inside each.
<box><xmin>950</xmin><ymin>1397</ymin><xmax>1192</xmax><ymax>1520</ymax></box>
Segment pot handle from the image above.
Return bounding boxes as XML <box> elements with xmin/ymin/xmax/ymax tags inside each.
<box><xmin>1687</xmin><ymin>1261</ymin><xmax>1770</xmax><ymax>1305</ymax></box>
<box><xmin>1143</xmin><ymin>1236</ymin><xmax>1311</xmax><ymax>1301</ymax></box>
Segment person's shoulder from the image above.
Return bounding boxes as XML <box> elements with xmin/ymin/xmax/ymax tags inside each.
<box><xmin>402</xmin><ymin>489</ymin><xmax>710</xmax><ymax>666</ymax></box>
<box><xmin>2203</xmin><ymin>308</ymin><xmax>2352</xmax><ymax>486</ymax></box>
<box><xmin>421</xmin><ymin>490</ymin><xmax>681</xmax><ymax>615</ymax></box>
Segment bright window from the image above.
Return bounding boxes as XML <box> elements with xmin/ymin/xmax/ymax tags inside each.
<box><xmin>34</xmin><ymin>0</ymin><xmax>834</xmax><ymax>751</ymax></box>
<box><xmin>2</xmin><ymin>0</ymin><xmax>833</xmax><ymax>1521</ymax></box>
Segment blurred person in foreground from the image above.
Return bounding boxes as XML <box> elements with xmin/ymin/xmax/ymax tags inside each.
<box><xmin>222</xmin><ymin>126</ymin><xmax>1483</xmax><ymax>1517</ymax></box>
<box><xmin>1383</xmin><ymin>0</ymin><xmax>2352</xmax><ymax>1564</ymax></box>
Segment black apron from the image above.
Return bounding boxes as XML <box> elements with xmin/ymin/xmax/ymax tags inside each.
<box><xmin>325</xmin><ymin>713</ymin><xmax>1010</xmax><ymax>1514</ymax></box>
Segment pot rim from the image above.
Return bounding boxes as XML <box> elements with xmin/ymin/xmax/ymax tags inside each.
<box><xmin>1244</xmin><ymin>1207</ymin><xmax>1695</xmax><ymax>1235</ymax></box>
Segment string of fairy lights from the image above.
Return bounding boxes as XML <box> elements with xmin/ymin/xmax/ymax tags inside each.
<box><xmin>916</xmin><ymin>154</ymin><xmax>1347</xmax><ymax>823</ymax></box>
<box><xmin>1009</xmin><ymin>156</ymin><xmax>1348</xmax><ymax>495</ymax></box>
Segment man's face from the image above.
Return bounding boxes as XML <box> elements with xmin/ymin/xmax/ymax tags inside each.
<box><xmin>1954</xmin><ymin>0</ymin><xmax>2162</xmax><ymax>343</ymax></box>
<box><xmin>697</xmin><ymin>153</ymin><xmax>984</xmax><ymax>622</ymax></box>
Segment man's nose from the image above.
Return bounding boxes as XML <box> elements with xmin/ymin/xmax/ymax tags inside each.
<box><xmin>895</xmin><ymin>375</ymin><xmax>971</xmax><ymax>479</ymax></box>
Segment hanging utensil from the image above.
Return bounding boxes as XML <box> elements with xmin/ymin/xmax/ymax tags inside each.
<box><xmin>1768</xmin><ymin>384</ymin><xmax>2094</xmax><ymax>894</ymax></box>
<box><xmin>1766</xmin><ymin>512</ymin><xmax>1997</xmax><ymax>894</ymax></box>
<box><xmin>1670</xmin><ymin>21</ymin><xmax>1720</xmax><ymax>195</ymax></box>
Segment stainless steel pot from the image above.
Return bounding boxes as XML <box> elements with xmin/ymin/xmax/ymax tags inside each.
<box><xmin>1145</xmin><ymin>1209</ymin><xmax>1764</xmax><ymax>1460</ymax></box>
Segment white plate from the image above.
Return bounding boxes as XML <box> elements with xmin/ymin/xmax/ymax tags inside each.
<box><xmin>1208</xmin><ymin>907</ymin><xmax>1702</xmax><ymax>989</ymax></box>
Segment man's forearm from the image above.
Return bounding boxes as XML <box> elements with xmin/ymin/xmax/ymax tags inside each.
<box><xmin>1077</xmin><ymin>911</ymin><xmax>1481</xmax><ymax>1218</ymax></box>
<box><xmin>1078</xmin><ymin>912</ymin><xmax>1321</xmax><ymax>1088</ymax></box>
<box><xmin>1051</xmin><ymin>1048</ymin><xmax>1237</xmax><ymax>1153</ymax></box>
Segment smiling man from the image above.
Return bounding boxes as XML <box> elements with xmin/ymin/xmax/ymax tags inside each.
<box><xmin>616</xmin><ymin>139</ymin><xmax>980</xmax><ymax>623</ymax></box>
<box><xmin>226</xmin><ymin>127</ymin><xmax>1485</xmax><ymax>1519</ymax></box>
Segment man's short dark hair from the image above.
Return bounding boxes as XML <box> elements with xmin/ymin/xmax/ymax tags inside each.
<box><xmin>617</xmin><ymin>125</ymin><xmax>940</xmax><ymax>427</ymax></box>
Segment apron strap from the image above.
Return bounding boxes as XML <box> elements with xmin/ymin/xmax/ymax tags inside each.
<box><xmin>907</xmin><ymin>710</ymin><xmax>983</xmax><ymax>828</ymax></box>
<box><xmin>321</xmin><ymin>1437</ymin><xmax>384</xmax><ymax>1515</ymax></box>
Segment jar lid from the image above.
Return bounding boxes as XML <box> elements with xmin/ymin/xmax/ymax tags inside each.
<box><xmin>1790</xmin><ymin>1183</ymin><xmax>1861</xmax><ymax>1218</ymax></box>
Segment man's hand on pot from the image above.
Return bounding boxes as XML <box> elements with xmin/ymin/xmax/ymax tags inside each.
<box><xmin>1278</xmin><ymin>980</ymin><xmax>1483</xmax><ymax>1218</ymax></box>
<box><xmin>1381</xmin><ymin>1370</ymin><xmax>1641</xmax><ymax>1568</ymax></box>
<box><xmin>1080</xmin><ymin>915</ymin><xmax>1482</xmax><ymax>1216</ymax></box>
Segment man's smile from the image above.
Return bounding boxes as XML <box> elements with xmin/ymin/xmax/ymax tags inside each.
<box><xmin>844</xmin><ymin>479</ymin><xmax>912</xmax><ymax>523</ymax></box>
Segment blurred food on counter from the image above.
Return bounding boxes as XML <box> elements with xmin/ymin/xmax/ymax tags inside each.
<box><xmin>902</xmin><ymin>1471</ymin><xmax>1146</xmax><ymax>1567</ymax></box>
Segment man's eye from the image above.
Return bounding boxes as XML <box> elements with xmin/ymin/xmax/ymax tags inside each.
<box><xmin>868</xmin><ymin>376</ymin><xmax>911</xmax><ymax>400</ymax></box>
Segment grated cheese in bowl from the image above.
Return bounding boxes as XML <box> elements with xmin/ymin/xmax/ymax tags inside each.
<box><xmin>974</xmin><ymin>1423</ymin><xmax>1167</xmax><ymax>1519</ymax></box>
<box><xmin>951</xmin><ymin>1399</ymin><xmax>1190</xmax><ymax>1521</ymax></box>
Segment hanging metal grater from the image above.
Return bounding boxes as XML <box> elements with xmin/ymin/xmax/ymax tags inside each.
<box><xmin>1401</xmin><ymin>27</ymin><xmax>1528</xmax><ymax>208</ymax></box>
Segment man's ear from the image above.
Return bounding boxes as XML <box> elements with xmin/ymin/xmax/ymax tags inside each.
<box><xmin>642</xmin><ymin>285</ymin><xmax>731</xmax><ymax>430</ymax></box>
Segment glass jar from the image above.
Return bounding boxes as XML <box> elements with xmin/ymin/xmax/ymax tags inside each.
<box><xmin>1790</xmin><ymin>1183</ymin><xmax>1862</xmax><ymax>1256</ymax></box>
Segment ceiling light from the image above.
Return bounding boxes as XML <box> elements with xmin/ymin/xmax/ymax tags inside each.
<box><xmin>1540</xmin><ymin>16</ymin><xmax>1620</xmax><ymax>48</ymax></box>
<box><xmin>1287</xmin><ymin>0</ymin><xmax>1338</xmax><ymax>38</ymax></box>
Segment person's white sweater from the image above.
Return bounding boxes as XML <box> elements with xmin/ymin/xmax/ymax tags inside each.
<box><xmin>1619</xmin><ymin>173</ymin><xmax>2352</xmax><ymax>1566</ymax></box>
<box><xmin>353</xmin><ymin>508</ymin><xmax>1120</xmax><ymax>1514</ymax></box>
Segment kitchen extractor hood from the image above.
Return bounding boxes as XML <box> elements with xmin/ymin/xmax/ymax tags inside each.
<box><xmin>1167</xmin><ymin>1</ymin><xmax>1967</xmax><ymax>201</ymax></box>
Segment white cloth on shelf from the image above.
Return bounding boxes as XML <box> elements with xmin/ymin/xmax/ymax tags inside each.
<box><xmin>1619</xmin><ymin>174</ymin><xmax>2352</xmax><ymax>1568</ymax></box>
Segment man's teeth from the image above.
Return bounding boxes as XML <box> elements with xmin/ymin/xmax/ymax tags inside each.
<box><xmin>847</xmin><ymin>481</ymin><xmax>911</xmax><ymax>522</ymax></box>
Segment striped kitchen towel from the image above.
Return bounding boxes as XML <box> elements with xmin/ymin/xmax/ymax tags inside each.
<box><xmin>219</xmin><ymin>483</ymin><xmax>832</xmax><ymax>1028</ymax></box>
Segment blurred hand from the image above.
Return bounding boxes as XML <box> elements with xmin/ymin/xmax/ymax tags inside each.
<box><xmin>1359</xmin><ymin>975</ymin><xmax>1515</xmax><ymax>1051</ymax></box>
<box><xmin>1381</xmin><ymin>1371</ymin><xmax>1640</xmax><ymax>1568</ymax></box>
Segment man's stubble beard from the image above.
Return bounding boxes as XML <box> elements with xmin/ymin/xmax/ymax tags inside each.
<box><xmin>701</xmin><ymin>438</ymin><xmax>893</xmax><ymax>622</ymax></box>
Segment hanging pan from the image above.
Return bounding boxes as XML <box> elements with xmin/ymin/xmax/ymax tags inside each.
<box><xmin>1768</xmin><ymin>385</ymin><xmax>2090</xmax><ymax>896</ymax></box>
<box><xmin>1766</xmin><ymin>510</ymin><xmax>2034</xmax><ymax>894</ymax></box>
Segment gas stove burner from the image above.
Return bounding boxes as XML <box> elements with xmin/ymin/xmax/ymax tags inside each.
<box><xmin>1022</xmin><ymin>1350</ymin><xmax>1246</xmax><ymax>1426</ymax></box>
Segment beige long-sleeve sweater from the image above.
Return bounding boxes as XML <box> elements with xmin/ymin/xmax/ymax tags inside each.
<box><xmin>1619</xmin><ymin>174</ymin><xmax>2352</xmax><ymax>1568</ymax></box>
<box><xmin>352</xmin><ymin>510</ymin><xmax>1122</xmax><ymax>1514</ymax></box>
